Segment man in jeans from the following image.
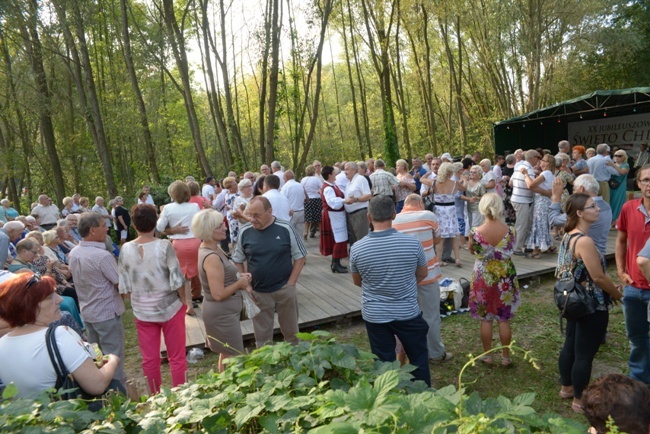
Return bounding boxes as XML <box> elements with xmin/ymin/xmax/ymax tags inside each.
<box><xmin>616</xmin><ymin>164</ymin><xmax>650</xmax><ymax>384</ymax></box>
<box><xmin>350</xmin><ymin>195</ymin><xmax>431</xmax><ymax>386</ymax></box>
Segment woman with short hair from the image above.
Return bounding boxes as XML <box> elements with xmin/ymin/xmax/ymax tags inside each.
<box><xmin>61</xmin><ymin>197</ymin><xmax>74</xmax><ymax>217</ymax></box>
<box><xmin>232</xmin><ymin>178</ymin><xmax>254</xmax><ymax>226</ymax></box>
<box><xmin>522</xmin><ymin>154</ymin><xmax>556</xmax><ymax>259</ymax></box>
<box><xmin>394</xmin><ymin>159</ymin><xmax>416</xmax><ymax>214</ymax></box>
<box><xmin>119</xmin><ymin>204</ymin><xmax>187</xmax><ymax>393</ymax></box>
<box><xmin>192</xmin><ymin>209</ymin><xmax>252</xmax><ymax>372</ymax></box>
<box><xmin>608</xmin><ymin>150</ymin><xmax>630</xmax><ymax>225</ymax></box>
<box><xmin>188</xmin><ymin>181</ymin><xmax>212</xmax><ymax>209</ymax></box>
<box><xmin>157</xmin><ymin>181</ymin><xmax>201</xmax><ymax>315</ymax></box>
<box><xmin>301</xmin><ymin>165</ymin><xmax>323</xmax><ymax>239</ymax></box>
<box><xmin>433</xmin><ymin>162</ymin><xmax>462</xmax><ymax>267</ymax></box>
<box><xmin>556</xmin><ymin>193</ymin><xmax>623</xmax><ymax>413</ymax></box>
<box><xmin>222</xmin><ymin>177</ymin><xmax>241</xmax><ymax>248</ymax></box>
<box><xmin>0</xmin><ymin>273</ymin><xmax>119</xmax><ymax>398</ymax></box>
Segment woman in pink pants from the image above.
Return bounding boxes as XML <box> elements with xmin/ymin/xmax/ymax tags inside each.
<box><xmin>118</xmin><ymin>204</ymin><xmax>187</xmax><ymax>394</ymax></box>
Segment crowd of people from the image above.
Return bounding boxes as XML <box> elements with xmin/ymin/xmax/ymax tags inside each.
<box><xmin>0</xmin><ymin>145</ymin><xmax>649</xmax><ymax>430</ymax></box>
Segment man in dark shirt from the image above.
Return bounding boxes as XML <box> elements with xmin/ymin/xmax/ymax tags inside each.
<box><xmin>233</xmin><ymin>196</ymin><xmax>307</xmax><ymax>348</ymax></box>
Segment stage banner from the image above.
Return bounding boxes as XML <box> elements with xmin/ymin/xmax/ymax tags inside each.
<box><xmin>568</xmin><ymin>113</ymin><xmax>650</xmax><ymax>155</ymax></box>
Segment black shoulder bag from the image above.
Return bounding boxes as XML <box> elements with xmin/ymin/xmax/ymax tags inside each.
<box><xmin>46</xmin><ymin>325</ymin><xmax>123</xmax><ymax>410</ymax></box>
<box><xmin>423</xmin><ymin>180</ymin><xmax>436</xmax><ymax>212</ymax></box>
<box><xmin>553</xmin><ymin>233</ymin><xmax>599</xmax><ymax>333</ymax></box>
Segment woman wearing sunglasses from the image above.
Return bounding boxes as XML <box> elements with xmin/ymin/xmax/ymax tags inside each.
<box><xmin>0</xmin><ymin>273</ymin><xmax>119</xmax><ymax>398</ymax></box>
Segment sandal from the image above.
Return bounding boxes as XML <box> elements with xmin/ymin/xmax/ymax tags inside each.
<box><xmin>455</xmin><ymin>259</ymin><xmax>462</xmax><ymax>268</ymax></box>
<box><xmin>572</xmin><ymin>402</ymin><xmax>584</xmax><ymax>414</ymax></box>
<box><xmin>546</xmin><ymin>246</ymin><xmax>557</xmax><ymax>253</ymax></box>
<box><xmin>479</xmin><ymin>355</ymin><xmax>493</xmax><ymax>365</ymax></box>
<box><xmin>526</xmin><ymin>253</ymin><xmax>541</xmax><ymax>259</ymax></box>
<box><xmin>559</xmin><ymin>390</ymin><xmax>573</xmax><ymax>399</ymax></box>
<box><xmin>501</xmin><ymin>357</ymin><xmax>512</xmax><ymax>367</ymax></box>
<box><xmin>440</xmin><ymin>261</ymin><xmax>448</xmax><ymax>267</ymax></box>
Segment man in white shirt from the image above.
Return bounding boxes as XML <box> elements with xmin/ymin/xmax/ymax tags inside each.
<box><xmin>32</xmin><ymin>194</ymin><xmax>60</xmax><ymax>230</ymax></box>
<box><xmin>263</xmin><ymin>175</ymin><xmax>292</xmax><ymax>221</ymax></box>
<box><xmin>335</xmin><ymin>163</ymin><xmax>349</xmax><ymax>191</ymax></box>
<box><xmin>71</xmin><ymin>194</ymin><xmax>82</xmax><ymax>212</ymax></box>
<box><xmin>344</xmin><ymin>162</ymin><xmax>372</xmax><ymax>245</ymax></box>
<box><xmin>282</xmin><ymin>170</ymin><xmax>307</xmax><ymax>235</ymax></box>
<box><xmin>92</xmin><ymin>196</ymin><xmax>115</xmax><ymax>229</ymax></box>
<box><xmin>202</xmin><ymin>177</ymin><xmax>216</xmax><ymax>202</ymax></box>
<box><xmin>140</xmin><ymin>185</ymin><xmax>155</xmax><ymax>205</ymax></box>
<box><xmin>271</xmin><ymin>161</ymin><xmax>285</xmax><ymax>189</ymax></box>
<box><xmin>509</xmin><ymin>150</ymin><xmax>539</xmax><ymax>255</ymax></box>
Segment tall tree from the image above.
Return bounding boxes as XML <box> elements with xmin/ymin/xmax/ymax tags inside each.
<box><xmin>119</xmin><ymin>0</ymin><xmax>160</xmax><ymax>183</ymax></box>
<box><xmin>161</xmin><ymin>0</ymin><xmax>212</xmax><ymax>176</ymax></box>
<box><xmin>16</xmin><ymin>0</ymin><xmax>66</xmax><ymax>204</ymax></box>
<box><xmin>51</xmin><ymin>0</ymin><xmax>118</xmax><ymax>197</ymax></box>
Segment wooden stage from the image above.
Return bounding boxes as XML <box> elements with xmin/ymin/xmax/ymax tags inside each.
<box><xmin>166</xmin><ymin>230</ymin><xmax>618</xmax><ymax>352</ymax></box>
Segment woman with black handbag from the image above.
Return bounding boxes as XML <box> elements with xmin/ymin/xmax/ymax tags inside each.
<box><xmin>0</xmin><ymin>272</ymin><xmax>120</xmax><ymax>399</ymax></box>
<box><xmin>556</xmin><ymin>193</ymin><xmax>623</xmax><ymax>413</ymax></box>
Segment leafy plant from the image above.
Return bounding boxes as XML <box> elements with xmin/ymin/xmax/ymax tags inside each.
<box><xmin>0</xmin><ymin>331</ymin><xmax>585</xmax><ymax>433</ymax></box>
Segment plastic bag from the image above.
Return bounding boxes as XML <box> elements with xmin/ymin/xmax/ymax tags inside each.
<box><xmin>242</xmin><ymin>290</ymin><xmax>261</xmax><ymax>319</ymax></box>
<box><xmin>186</xmin><ymin>348</ymin><xmax>204</xmax><ymax>364</ymax></box>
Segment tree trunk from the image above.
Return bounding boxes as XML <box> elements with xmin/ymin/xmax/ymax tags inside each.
<box><xmin>162</xmin><ymin>0</ymin><xmax>212</xmax><ymax>177</ymax></box>
<box><xmin>20</xmin><ymin>0</ymin><xmax>66</xmax><ymax>204</ymax></box>
<box><xmin>264</xmin><ymin>0</ymin><xmax>282</xmax><ymax>164</ymax></box>
<box><xmin>120</xmin><ymin>0</ymin><xmax>160</xmax><ymax>183</ymax></box>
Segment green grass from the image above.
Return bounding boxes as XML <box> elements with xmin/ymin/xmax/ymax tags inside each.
<box><xmin>122</xmin><ymin>264</ymin><xmax>629</xmax><ymax>422</ymax></box>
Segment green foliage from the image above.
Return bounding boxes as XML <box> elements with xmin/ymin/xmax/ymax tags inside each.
<box><xmin>0</xmin><ymin>332</ymin><xmax>584</xmax><ymax>433</ymax></box>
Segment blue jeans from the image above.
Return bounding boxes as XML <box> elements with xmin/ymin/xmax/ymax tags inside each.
<box><xmin>364</xmin><ymin>314</ymin><xmax>431</xmax><ymax>387</ymax></box>
<box><xmin>623</xmin><ymin>285</ymin><xmax>650</xmax><ymax>384</ymax></box>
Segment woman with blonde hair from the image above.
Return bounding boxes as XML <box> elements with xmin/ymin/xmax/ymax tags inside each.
<box><xmin>460</xmin><ymin>165</ymin><xmax>486</xmax><ymax>232</ymax></box>
<box><xmin>394</xmin><ymin>159</ymin><xmax>416</xmax><ymax>213</ymax></box>
<box><xmin>192</xmin><ymin>209</ymin><xmax>252</xmax><ymax>371</ymax></box>
<box><xmin>232</xmin><ymin>178</ymin><xmax>254</xmax><ymax>225</ymax></box>
<box><xmin>469</xmin><ymin>193</ymin><xmax>520</xmax><ymax>366</ymax></box>
<box><xmin>156</xmin><ymin>181</ymin><xmax>201</xmax><ymax>315</ymax></box>
<box><xmin>61</xmin><ymin>197</ymin><xmax>74</xmax><ymax>217</ymax></box>
<box><xmin>433</xmin><ymin>162</ymin><xmax>462</xmax><ymax>267</ymax></box>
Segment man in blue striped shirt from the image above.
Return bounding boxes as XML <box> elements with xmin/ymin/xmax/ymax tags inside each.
<box><xmin>350</xmin><ymin>195</ymin><xmax>431</xmax><ymax>386</ymax></box>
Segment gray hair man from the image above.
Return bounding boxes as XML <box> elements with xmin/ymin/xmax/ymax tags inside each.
<box><xmin>344</xmin><ymin>162</ymin><xmax>372</xmax><ymax>245</ymax></box>
<box><xmin>0</xmin><ymin>221</ymin><xmax>24</xmax><ymax>268</ymax></box>
<box><xmin>549</xmin><ymin>174</ymin><xmax>612</xmax><ymax>256</ymax></box>
<box><xmin>586</xmin><ymin>143</ymin><xmax>618</xmax><ymax>204</ymax></box>
<box><xmin>509</xmin><ymin>150</ymin><xmax>541</xmax><ymax>254</ymax></box>
<box><xmin>393</xmin><ymin>194</ymin><xmax>452</xmax><ymax>364</ymax></box>
<box><xmin>233</xmin><ymin>196</ymin><xmax>307</xmax><ymax>348</ymax></box>
<box><xmin>271</xmin><ymin>161</ymin><xmax>285</xmax><ymax>189</ymax></box>
<box><xmin>369</xmin><ymin>159</ymin><xmax>399</xmax><ymax>198</ymax></box>
<box><xmin>69</xmin><ymin>212</ymin><xmax>126</xmax><ymax>387</ymax></box>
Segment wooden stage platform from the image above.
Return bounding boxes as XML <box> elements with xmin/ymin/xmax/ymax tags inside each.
<box><xmin>166</xmin><ymin>229</ymin><xmax>618</xmax><ymax>352</ymax></box>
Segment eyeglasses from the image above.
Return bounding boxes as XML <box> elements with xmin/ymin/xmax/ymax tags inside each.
<box><xmin>639</xmin><ymin>179</ymin><xmax>650</xmax><ymax>186</ymax></box>
<box><xmin>26</xmin><ymin>272</ymin><xmax>42</xmax><ymax>288</ymax></box>
<box><xmin>583</xmin><ymin>204</ymin><xmax>599</xmax><ymax>211</ymax></box>
<box><xmin>28</xmin><ymin>249</ymin><xmax>39</xmax><ymax>255</ymax></box>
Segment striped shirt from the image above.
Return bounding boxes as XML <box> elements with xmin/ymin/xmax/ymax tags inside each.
<box><xmin>510</xmin><ymin>161</ymin><xmax>535</xmax><ymax>204</ymax></box>
<box><xmin>350</xmin><ymin>228</ymin><xmax>427</xmax><ymax>323</ymax></box>
<box><xmin>69</xmin><ymin>241</ymin><xmax>124</xmax><ymax>323</ymax></box>
<box><xmin>392</xmin><ymin>208</ymin><xmax>441</xmax><ymax>284</ymax></box>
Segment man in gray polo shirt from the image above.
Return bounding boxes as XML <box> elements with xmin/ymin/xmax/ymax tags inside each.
<box><xmin>233</xmin><ymin>196</ymin><xmax>307</xmax><ymax>348</ymax></box>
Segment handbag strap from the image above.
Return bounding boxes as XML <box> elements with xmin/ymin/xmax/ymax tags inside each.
<box><xmin>45</xmin><ymin>325</ymin><xmax>69</xmax><ymax>390</ymax></box>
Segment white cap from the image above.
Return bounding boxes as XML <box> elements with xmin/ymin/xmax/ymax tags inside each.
<box><xmin>441</xmin><ymin>153</ymin><xmax>452</xmax><ymax>161</ymax></box>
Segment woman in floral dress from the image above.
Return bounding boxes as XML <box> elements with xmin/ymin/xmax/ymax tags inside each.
<box><xmin>469</xmin><ymin>193</ymin><xmax>521</xmax><ymax>366</ymax></box>
<box><xmin>522</xmin><ymin>155</ymin><xmax>556</xmax><ymax>258</ymax></box>
<box><xmin>222</xmin><ymin>177</ymin><xmax>240</xmax><ymax>249</ymax></box>
<box><xmin>433</xmin><ymin>163</ymin><xmax>462</xmax><ymax>267</ymax></box>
